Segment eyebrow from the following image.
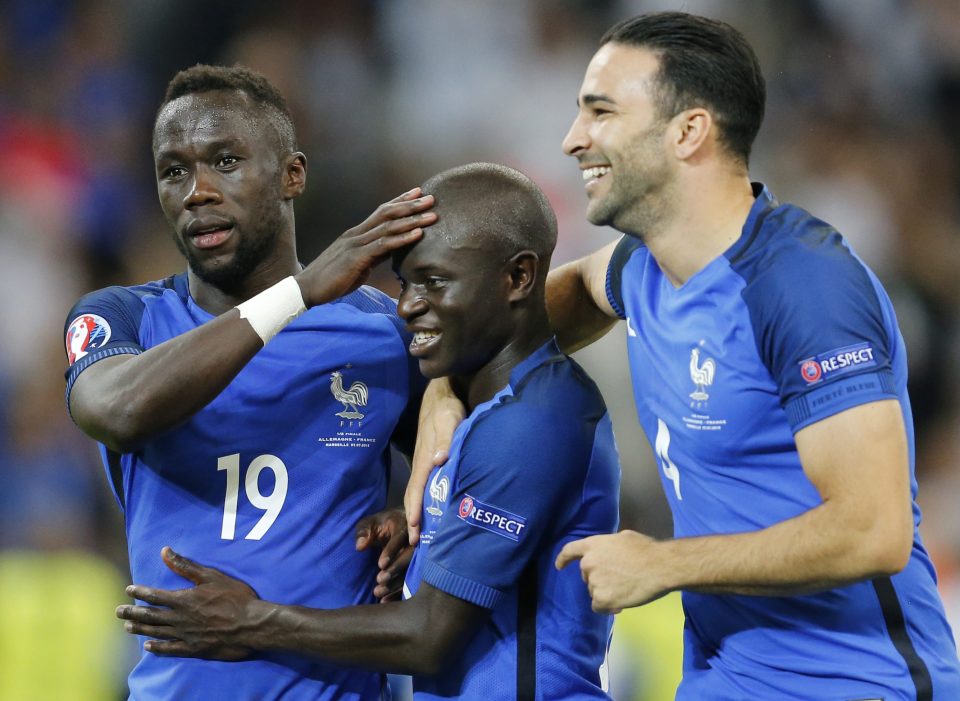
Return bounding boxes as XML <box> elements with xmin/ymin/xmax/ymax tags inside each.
<box><xmin>155</xmin><ymin>137</ymin><xmax>245</xmax><ymax>162</ymax></box>
<box><xmin>579</xmin><ymin>93</ymin><xmax>617</xmax><ymax>107</ymax></box>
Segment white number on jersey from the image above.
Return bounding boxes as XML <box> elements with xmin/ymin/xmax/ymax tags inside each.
<box><xmin>217</xmin><ymin>453</ymin><xmax>289</xmax><ymax>540</ymax></box>
<box><xmin>655</xmin><ymin>419</ymin><xmax>683</xmax><ymax>501</ymax></box>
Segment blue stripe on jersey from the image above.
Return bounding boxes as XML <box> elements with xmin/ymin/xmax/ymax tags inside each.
<box><xmin>605</xmin><ymin>183</ymin><xmax>960</xmax><ymax>699</ymax></box>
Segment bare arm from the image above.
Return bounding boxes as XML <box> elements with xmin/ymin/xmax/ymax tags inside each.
<box><xmin>117</xmin><ymin>547</ymin><xmax>483</xmax><ymax>676</ymax></box>
<box><xmin>70</xmin><ymin>191</ymin><xmax>436</xmax><ymax>453</ymax></box>
<box><xmin>546</xmin><ymin>240</ymin><xmax>620</xmax><ymax>354</ymax></box>
<box><xmin>558</xmin><ymin>400</ymin><xmax>913</xmax><ymax>611</ymax></box>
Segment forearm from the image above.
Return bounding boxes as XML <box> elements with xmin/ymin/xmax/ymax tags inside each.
<box><xmin>240</xmin><ymin>597</ymin><xmax>455</xmax><ymax>676</ymax></box>
<box><xmin>660</xmin><ymin>500</ymin><xmax>910</xmax><ymax>597</ymax></box>
<box><xmin>546</xmin><ymin>259</ymin><xmax>617</xmax><ymax>354</ymax></box>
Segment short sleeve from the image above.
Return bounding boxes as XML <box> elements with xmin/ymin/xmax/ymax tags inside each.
<box><xmin>421</xmin><ymin>407</ymin><xmax>592</xmax><ymax>608</ymax></box>
<box><xmin>605</xmin><ymin>236</ymin><xmax>644</xmax><ymax>320</ymax></box>
<box><xmin>741</xmin><ymin>230</ymin><xmax>898</xmax><ymax>432</ymax></box>
<box><xmin>64</xmin><ymin>286</ymin><xmax>146</xmax><ymax>403</ymax></box>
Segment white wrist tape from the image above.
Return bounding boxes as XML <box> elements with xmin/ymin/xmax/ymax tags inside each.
<box><xmin>236</xmin><ymin>276</ymin><xmax>307</xmax><ymax>345</ymax></box>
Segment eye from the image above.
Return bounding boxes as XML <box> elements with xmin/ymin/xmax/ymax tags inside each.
<box><xmin>396</xmin><ymin>276</ymin><xmax>408</xmax><ymax>292</ymax></box>
<box><xmin>424</xmin><ymin>276</ymin><xmax>447</xmax><ymax>291</ymax></box>
<box><xmin>216</xmin><ymin>154</ymin><xmax>240</xmax><ymax>169</ymax></box>
<box><xmin>161</xmin><ymin>165</ymin><xmax>187</xmax><ymax>180</ymax></box>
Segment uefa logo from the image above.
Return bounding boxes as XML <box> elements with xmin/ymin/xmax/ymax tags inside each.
<box><xmin>800</xmin><ymin>359</ymin><xmax>822</xmax><ymax>384</ymax></box>
<box><xmin>458</xmin><ymin>496</ymin><xmax>474</xmax><ymax>519</ymax></box>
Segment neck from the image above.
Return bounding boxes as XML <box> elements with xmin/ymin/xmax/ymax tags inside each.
<box><xmin>452</xmin><ymin>313</ymin><xmax>552</xmax><ymax>412</ymax></box>
<box><xmin>639</xmin><ymin>169</ymin><xmax>755</xmax><ymax>287</ymax></box>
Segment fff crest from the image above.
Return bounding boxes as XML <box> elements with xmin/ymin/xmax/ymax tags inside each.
<box><xmin>329</xmin><ymin>370</ymin><xmax>369</xmax><ymax>420</ymax></box>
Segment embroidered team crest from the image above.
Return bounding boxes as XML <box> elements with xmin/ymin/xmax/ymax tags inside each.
<box><xmin>329</xmin><ymin>370</ymin><xmax>368</xmax><ymax>419</ymax></box>
<box><xmin>65</xmin><ymin>314</ymin><xmax>111</xmax><ymax>365</ymax></box>
<box><xmin>688</xmin><ymin>347</ymin><xmax>716</xmax><ymax>402</ymax></box>
<box><xmin>426</xmin><ymin>471</ymin><xmax>449</xmax><ymax>517</ymax></box>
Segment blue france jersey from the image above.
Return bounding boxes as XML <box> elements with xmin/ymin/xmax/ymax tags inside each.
<box><xmin>403</xmin><ymin>340</ymin><xmax>620</xmax><ymax>700</ymax></box>
<box><xmin>64</xmin><ymin>273</ymin><xmax>423</xmax><ymax>701</ymax></box>
<box><xmin>607</xmin><ymin>184</ymin><xmax>960</xmax><ymax>700</ymax></box>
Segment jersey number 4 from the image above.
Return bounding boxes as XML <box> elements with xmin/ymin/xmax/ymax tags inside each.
<box><xmin>218</xmin><ymin>453</ymin><xmax>288</xmax><ymax>540</ymax></box>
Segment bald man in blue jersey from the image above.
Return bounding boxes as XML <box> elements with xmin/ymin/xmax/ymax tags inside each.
<box><xmin>543</xmin><ymin>12</ymin><xmax>960</xmax><ymax>701</ymax></box>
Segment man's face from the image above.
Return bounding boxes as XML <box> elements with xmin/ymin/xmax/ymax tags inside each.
<box><xmin>562</xmin><ymin>43</ymin><xmax>673</xmax><ymax>231</ymax></box>
<box><xmin>153</xmin><ymin>90</ymin><xmax>288</xmax><ymax>289</ymax></box>
<box><xmin>394</xmin><ymin>230</ymin><xmax>512</xmax><ymax>380</ymax></box>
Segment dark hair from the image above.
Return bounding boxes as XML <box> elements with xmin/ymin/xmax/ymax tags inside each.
<box><xmin>602</xmin><ymin>11</ymin><xmax>765</xmax><ymax>164</ymax></box>
<box><xmin>421</xmin><ymin>162</ymin><xmax>557</xmax><ymax>269</ymax></box>
<box><xmin>155</xmin><ymin>64</ymin><xmax>297</xmax><ymax>152</ymax></box>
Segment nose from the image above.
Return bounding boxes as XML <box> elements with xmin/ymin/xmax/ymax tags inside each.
<box><xmin>183</xmin><ymin>165</ymin><xmax>223</xmax><ymax>209</ymax></box>
<box><xmin>562</xmin><ymin>111</ymin><xmax>589</xmax><ymax>157</ymax></box>
<box><xmin>397</xmin><ymin>286</ymin><xmax>428</xmax><ymax>322</ymax></box>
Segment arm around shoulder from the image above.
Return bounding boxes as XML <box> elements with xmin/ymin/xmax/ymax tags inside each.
<box><xmin>546</xmin><ymin>241</ymin><xmax>620</xmax><ymax>354</ymax></box>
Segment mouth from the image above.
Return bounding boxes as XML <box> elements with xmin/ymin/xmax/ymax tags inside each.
<box><xmin>408</xmin><ymin>330</ymin><xmax>441</xmax><ymax>357</ymax></box>
<box><xmin>581</xmin><ymin>165</ymin><xmax>611</xmax><ymax>190</ymax></box>
<box><xmin>186</xmin><ymin>219</ymin><xmax>235</xmax><ymax>250</ymax></box>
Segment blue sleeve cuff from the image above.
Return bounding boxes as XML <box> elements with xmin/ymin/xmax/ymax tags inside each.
<box><xmin>64</xmin><ymin>345</ymin><xmax>143</xmax><ymax>421</ymax></box>
<box><xmin>784</xmin><ymin>370</ymin><xmax>897</xmax><ymax>433</ymax></box>
<box><xmin>422</xmin><ymin>560</ymin><xmax>503</xmax><ymax>609</ymax></box>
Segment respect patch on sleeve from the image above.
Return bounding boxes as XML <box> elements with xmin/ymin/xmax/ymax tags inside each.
<box><xmin>456</xmin><ymin>495</ymin><xmax>527</xmax><ymax>542</ymax></box>
<box><xmin>798</xmin><ymin>342</ymin><xmax>877</xmax><ymax>385</ymax></box>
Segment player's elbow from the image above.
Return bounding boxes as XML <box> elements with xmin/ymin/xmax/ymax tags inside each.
<box><xmin>72</xmin><ymin>395</ymin><xmax>150</xmax><ymax>453</ymax></box>
<box><xmin>856</xmin><ymin>511</ymin><xmax>913</xmax><ymax>578</ymax></box>
<box><xmin>868</xmin><ymin>523</ymin><xmax>912</xmax><ymax>576</ymax></box>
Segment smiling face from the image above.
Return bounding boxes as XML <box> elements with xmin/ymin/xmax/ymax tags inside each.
<box><xmin>562</xmin><ymin>43</ymin><xmax>675</xmax><ymax>234</ymax></box>
<box><xmin>153</xmin><ymin>90</ymin><xmax>301</xmax><ymax>291</ymax></box>
<box><xmin>394</xmin><ymin>231</ymin><xmax>513</xmax><ymax>381</ymax></box>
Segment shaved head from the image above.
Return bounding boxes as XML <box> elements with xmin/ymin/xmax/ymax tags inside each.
<box><xmin>420</xmin><ymin>163</ymin><xmax>557</xmax><ymax>277</ymax></box>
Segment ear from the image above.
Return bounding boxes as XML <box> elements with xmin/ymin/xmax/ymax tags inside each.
<box><xmin>281</xmin><ymin>152</ymin><xmax>307</xmax><ymax>200</ymax></box>
<box><xmin>505</xmin><ymin>251</ymin><xmax>540</xmax><ymax>303</ymax></box>
<box><xmin>671</xmin><ymin>108</ymin><xmax>712</xmax><ymax>161</ymax></box>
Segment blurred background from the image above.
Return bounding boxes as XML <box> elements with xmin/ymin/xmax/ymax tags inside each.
<box><xmin>1</xmin><ymin>0</ymin><xmax>959</xmax><ymax>698</ymax></box>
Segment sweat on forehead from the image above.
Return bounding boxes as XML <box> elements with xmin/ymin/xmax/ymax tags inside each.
<box><xmin>420</xmin><ymin>162</ymin><xmax>558</xmax><ymax>261</ymax></box>
<box><xmin>153</xmin><ymin>89</ymin><xmax>291</xmax><ymax>154</ymax></box>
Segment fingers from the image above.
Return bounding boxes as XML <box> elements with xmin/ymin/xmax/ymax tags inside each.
<box><xmin>378</xmin><ymin>528</ymin><xmax>411</xmax><ymax>570</ymax></box>
<box><xmin>162</xmin><ymin>546</ymin><xmax>212</xmax><ymax>585</ymax></box>
<box><xmin>555</xmin><ymin>538</ymin><xmax>590</xmax><ymax>570</ymax></box>
<box><xmin>354</xmin><ymin>517</ymin><xmax>374</xmax><ymax>551</ymax></box>
<box><xmin>143</xmin><ymin>639</ymin><xmax>195</xmax><ymax>656</ymax></box>
<box><xmin>350</xmin><ymin>194</ymin><xmax>437</xmax><ymax>244</ymax></box>
<box><xmin>125</xmin><ymin>584</ymin><xmax>176</xmax><ymax>607</ymax></box>
<box><xmin>117</xmin><ymin>603</ymin><xmax>174</xmax><ymax>626</ymax></box>
<box><xmin>121</xmin><ymin>619</ymin><xmax>179</xmax><ymax>640</ymax></box>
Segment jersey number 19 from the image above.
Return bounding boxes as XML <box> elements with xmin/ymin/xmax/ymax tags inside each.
<box><xmin>218</xmin><ymin>453</ymin><xmax>289</xmax><ymax>540</ymax></box>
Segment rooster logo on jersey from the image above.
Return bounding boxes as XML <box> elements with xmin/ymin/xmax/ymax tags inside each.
<box><xmin>65</xmin><ymin>314</ymin><xmax>112</xmax><ymax>365</ymax></box>
<box><xmin>689</xmin><ymin>347</ymin><xmax>716</xmax><ymax>402</ymax></box>
<box><xmin>330</xmin><ymin>370</ymin><xmax>369</xmax><ymax>420</ymax></box>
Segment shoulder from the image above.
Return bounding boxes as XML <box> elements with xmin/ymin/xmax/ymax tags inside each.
<box><xmin>333</xmin><ymin>285</ymin><xmax>399</xmax><ymax>316</ymax></box>
<box><xmin>728</xmin><ymin>203</ymin><xmax>886</xmax><ymax>331</ymax></box>
<box><xmin>64</xmin><ymin>278</ymin><xmax>178</xmax><ymax>332</ymax></box>
<box><xmin>465</xmin><ymin>355</ymin><xmax>607</xmax><ymax>457</ymax></box>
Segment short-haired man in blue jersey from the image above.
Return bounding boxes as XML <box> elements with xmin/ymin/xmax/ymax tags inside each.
<box><xmin>115</xmin><ymin>162</ymin><xmax>621</xmax><ymax>700</ymax></box>
<box><xmin>544</xmin><ymin>11</ymin><xmax>960</xmax><ymax>701</ymax></box>
<box><xmin>387</xmin><ymin>11</ymin><xmax>960</xmax><ymax>701</ymax></box>
<box><xmin>64</xmin><ymin>64</ymin><xmax>438</xmax><ymax>700</ymax></box>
